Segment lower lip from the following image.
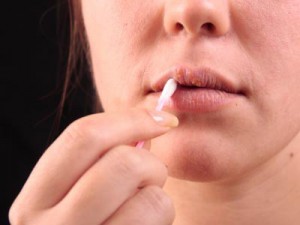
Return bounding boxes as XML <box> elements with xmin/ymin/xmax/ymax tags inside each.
<box><xmin>164</xmin><ymin>87</ymin><xmax>241</xmax><ymax>113</ymax></box>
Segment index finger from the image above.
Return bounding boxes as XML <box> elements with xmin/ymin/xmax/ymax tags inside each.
<box><xmin>13</xmin><ymin>109</ymin><xmax>178</xmax><ymax>209</ymax></box>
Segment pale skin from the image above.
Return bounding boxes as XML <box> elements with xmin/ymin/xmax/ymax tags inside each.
<box><xmin>9</xmin><ymin>0</ymin><xmax>300</xmax><ymax>225</ymax></box>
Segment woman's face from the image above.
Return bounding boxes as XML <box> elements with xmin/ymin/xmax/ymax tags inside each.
<box><xmin>81</xmin><ymin>1</ymin><xmax>300</xmax><ymax>182</ymax></box>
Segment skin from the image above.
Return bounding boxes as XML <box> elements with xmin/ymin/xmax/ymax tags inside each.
<box><xmin>9</xmin><ymin>0</ymin><xmax>300</xmax><ymax>225</ymax></box>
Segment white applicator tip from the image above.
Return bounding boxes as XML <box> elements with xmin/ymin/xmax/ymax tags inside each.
<box><xmin>136</xmin><ymin>78</ymin><xmax>177</xmax><ymax>149</ymax></box>
<box><xmin>156</xmin><ymin>78</ymin><xmax>177</xmax><ymax>111</ymax></box>
<box><xmin>161</xmin><ymin>78</ymin><xmax>177</xmax><ymax>100</ymax></box>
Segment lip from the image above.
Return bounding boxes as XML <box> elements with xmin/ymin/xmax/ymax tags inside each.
<box><xmin>149</xmin><ymin>66</ymin><xmax>245</xmax><ymax>113</ymax></box>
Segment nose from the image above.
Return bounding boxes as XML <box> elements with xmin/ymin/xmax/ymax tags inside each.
<box><xmin>163</xmin><ymin>0</ymin><xmax>231</xmax><ymax>37</ymax></box>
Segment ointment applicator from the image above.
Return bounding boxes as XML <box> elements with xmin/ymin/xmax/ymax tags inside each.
<box><xmin>136</xmin><ymin>78</ymin><xmax>177</xmax><ymax>148</ymax></box>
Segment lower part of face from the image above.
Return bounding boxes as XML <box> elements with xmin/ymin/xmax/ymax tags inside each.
<box><xmin>82</xmin><ymin>0</ymin><xmax>300</xmax><ymax>182</ymax></box>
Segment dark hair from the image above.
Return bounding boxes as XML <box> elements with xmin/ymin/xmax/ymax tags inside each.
<box><xmin>60</xmin><ymin>0</ymin><xmax>92</xmax><ymax>113</ymax></box>
<box><xmin>52</xmin><ymin>0</ymin><xmax>101</xmax><ymax>138</ymax></box>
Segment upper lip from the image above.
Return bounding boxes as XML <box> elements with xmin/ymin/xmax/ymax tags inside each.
<box><xmin>151</xmin><ymin>66</ymin><xmax>243</xmax><ymax>94</ymax></box>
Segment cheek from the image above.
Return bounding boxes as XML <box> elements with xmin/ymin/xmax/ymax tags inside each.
<box><xmin>82</xmin><ymin>0</ymin><xmax>160</xmax><ymax>65</ymax></box>
<box><xmin>82</xmin><ymin>1</ymin><xmax>161</xmax><ymax>111</ymax></box>
<box><xmin>233</xmin><ymin>0</ymin><xmax>300</xmax><ymax>112</ymax></box>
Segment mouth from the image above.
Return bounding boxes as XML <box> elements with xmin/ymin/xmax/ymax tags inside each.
<box><xmin>149</xmin><ymin>66</ymin><xmax>245</xmax><ymax>113</ymax></box>
<box><xmin>152</xmin><ymin>66</ymin><xmax>242</xmax><ymax>94</ymax></box>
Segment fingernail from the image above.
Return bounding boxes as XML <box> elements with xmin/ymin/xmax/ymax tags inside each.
<box><xmin>149</xmin><ymin>110</ymin><xmax>179</xmax><ymax>128</ymax></box>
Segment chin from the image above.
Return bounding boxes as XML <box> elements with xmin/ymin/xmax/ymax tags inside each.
<box><xmin>150</xmin><ymin>131</ymin><xmax>243</xmax><ymax>182</ymax></box>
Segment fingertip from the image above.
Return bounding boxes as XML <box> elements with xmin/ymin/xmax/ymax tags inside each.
<box><xmin>147</xmin><ymin>110</ymin><xmax>179</xmax><ymax>128</ymax></box>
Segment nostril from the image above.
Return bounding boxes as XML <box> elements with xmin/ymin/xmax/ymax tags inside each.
<box><xmin>175</xmin><ymin>22</ymin><xmax>184</xmax><ymax>31</ymax></box>
<box><xmin>202</xmin><ymin>22</ymin><xmax>215</xmax><ymax>32</ymax></box>
<box><xmin>174</xmin><ymin>22</ymin><xmax>215</xmax><ymax>34</ymax></box>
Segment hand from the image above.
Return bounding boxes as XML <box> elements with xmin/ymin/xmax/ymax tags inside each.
<box><xmin>9</xmin><ymin>109</ymin><xmax>178</xmax><ymax>225</ymax></box>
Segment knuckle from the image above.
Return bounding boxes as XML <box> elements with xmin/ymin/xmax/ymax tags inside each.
<box><xmin>107</xmin><ymin>147</ymin><xmax>169</xmax><ymax>187</ymax></box>
<box><xmin>65</xmin><ymin>119</ymin><xmax>88</xmax><ymax>142</ymax></box>
<box><xmin>140</xmin><ymin>186</ymin><xmax>175</xmax><ymax>222</ymax></box>
<box><xmin>108</xmin><ymin>147</ymin><xmax>144</xmax><ymax>178</ymax></box>
<box><xmin>9</xmin><ymin>203</ymin><xmax>32</xmax><ymax>225</ymax></box>
<box><xmin>156</xmin><ymin>160</ymin><xmax>168</xmax><ymax>181</ymax></box>
<box><xmin>63</xmin><ymin>118</ymin><xmax>96</xmax><ymax>146</ymax></box>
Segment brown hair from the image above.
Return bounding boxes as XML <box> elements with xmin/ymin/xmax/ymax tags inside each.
<box><xmin>59</xmin><ymin>0</ymin><xmax>91</xmax><ymax>114</ymax></box>
<box><xmin>52</xmin><ymin>0</ymin><xmax>100</xmax><ymax>138</ymax></box>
